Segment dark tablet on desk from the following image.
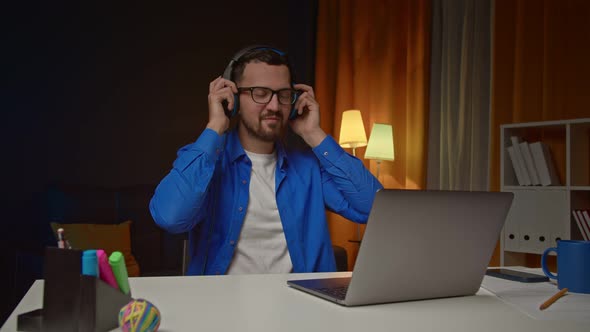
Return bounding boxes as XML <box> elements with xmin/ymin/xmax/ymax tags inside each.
<box><xmin>486</xmin><ymin>268</ymin><xmax>549</xmax><ymax>283</ymax></box>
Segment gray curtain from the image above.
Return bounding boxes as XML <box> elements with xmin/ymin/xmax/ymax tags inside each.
<box><xmin>427</xmin><ymin>0</ymin><xmax>492</xmax><ymax>191</ymax></box>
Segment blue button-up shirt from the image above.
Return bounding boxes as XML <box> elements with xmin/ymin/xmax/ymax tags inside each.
<box><xmin>150</xmin><ymin>128</ymin><xmax>382</xmax><ymax>275</ymax></box>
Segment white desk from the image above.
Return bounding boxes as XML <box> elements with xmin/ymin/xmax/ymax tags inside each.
<box><xmin>2</xmin><ymin>272</ymin><xmax>588</xmax><ymax>332</ymax></box>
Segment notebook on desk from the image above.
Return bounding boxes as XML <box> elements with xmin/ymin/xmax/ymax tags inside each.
<box><xmin>287</xmin><ymin>189</ymin><xmax>514</xmax><ymax>306</ymax></box>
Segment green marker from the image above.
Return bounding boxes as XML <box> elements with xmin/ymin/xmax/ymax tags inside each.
<box><xmin>108</xmin><ymin>251</ymin><xmax>130</xmax><ymax>295</ymax></box>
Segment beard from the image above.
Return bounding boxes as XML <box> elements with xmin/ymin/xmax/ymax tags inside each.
<box><xmin>240</xmin><ymin>111</ymin><xmax>286</xmax><ymax>142</ymax></box>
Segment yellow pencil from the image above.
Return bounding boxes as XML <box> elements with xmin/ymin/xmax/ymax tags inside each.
<box><xmin>539</xmin><ymin>288</ymin><xmax>568</xmax><ymax>310</ymax></box>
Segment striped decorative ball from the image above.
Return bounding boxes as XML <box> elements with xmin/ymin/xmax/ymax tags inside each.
<box><xmin>118</xmin><ymin>298</ymin><xmax>161</xmax><ymax>332</ymax></box>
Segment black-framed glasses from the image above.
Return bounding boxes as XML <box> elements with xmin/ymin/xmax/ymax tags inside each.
<box><xmin>238</xmin><ymin>87</ymin><xmax>298</xmax><ymax>105</ymax></box>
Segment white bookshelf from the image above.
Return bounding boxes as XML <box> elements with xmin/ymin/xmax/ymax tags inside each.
<box><xmin>500</xmin><ymin>118</ymin><xmax>590</xmax><ymax>266</ymax></box>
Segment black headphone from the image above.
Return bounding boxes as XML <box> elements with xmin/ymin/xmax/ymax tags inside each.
<box><xmin>221</xmin><ymin>45</ymin><xmax>299</xmax><ymax>120</ymax></box>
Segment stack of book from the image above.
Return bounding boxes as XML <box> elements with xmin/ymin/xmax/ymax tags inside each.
<box><xmin>572</xmin><ymin>210</ymin><xmax>590</xmax><ymax>241</ymax></box>
<box><xmin>506</xmin><ymin>136</ymin><xmax>561</xmax><ymax>186</ymax></box>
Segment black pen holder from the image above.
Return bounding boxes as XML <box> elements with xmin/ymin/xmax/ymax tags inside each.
<box><xmin>17</xmin><ymin>247</ymin><xmax>133</xmax><ymax>332</ymax></box>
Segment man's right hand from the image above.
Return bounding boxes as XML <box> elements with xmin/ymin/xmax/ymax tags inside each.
<box><xmin>206</xmin><ymin>76</ymin><xmax>238</xmax><ymax>135</ymax></box>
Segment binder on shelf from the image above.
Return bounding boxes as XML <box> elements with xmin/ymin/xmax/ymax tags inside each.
<box><xmin>507</xmin><ymin>146</ymin><xmax>527</xmax><ymax>185</ymax></box>
<box><xmin>510</xmin><ymin>136</ymin><xmax>532</xmax><ymax>185</ymax></box>
<box><xmin>581</xmin><ymin>210</ymin><xmax>590</xmax><ymax>240</ymax></box>
<box><xmin>519</xmin><ymin>141</ymin><xmax>541</xmax><ymax>185</ymax></box>
<box><xmin>529</xmin><ymin>141</ymin><xmax>561</xmax><ymax>186</ymax></box>
<box><xmin>500</xmin><ymin>119</ymin><xmax>590</xmax><ymax>266</ymax></box>
<box><xmin>17</xmin><ymin>247</ymin><xmax>133</xmax><ymax>332</ymax></box>
<box><xmin>572</xmin><ymin>210</ymin><xmax>589</xmax><ymax>240</ymax></box>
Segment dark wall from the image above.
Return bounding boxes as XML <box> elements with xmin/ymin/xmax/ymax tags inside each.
<box><xmin>1</xmin><ymin>1</ymin><xmax>317</xmax><ymax>324</ymax></box>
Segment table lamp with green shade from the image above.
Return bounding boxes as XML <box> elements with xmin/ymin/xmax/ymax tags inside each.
<box><xmin>364</xmin><ymin>123</ymin><xmax>395</xmax><ymax>182</ymax></box>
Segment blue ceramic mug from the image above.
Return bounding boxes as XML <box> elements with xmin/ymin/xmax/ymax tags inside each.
<box><xmin>541</xmin><ymin>240</ymin><xmax>590</xmax><ymax>294</ymax></box>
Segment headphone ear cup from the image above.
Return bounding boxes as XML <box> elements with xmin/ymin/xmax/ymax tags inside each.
<box><xmin>289</xmin><ymin>107</ymin><xmax>298</xmax><ymax>120</ymax></box>
<box><xmin>223</xmin><ymin>94</ymin><xmax>240</xmax><ymax>118</ymax></box>
<box><xmin>232</xmin><ymin>94</ymin><xmax>239</xmax><ymax>118</ymax></box>
<box><xmin>288</xmin><ymin>93</ymin><xmax>299</xmax><ymax>120</ymax></box>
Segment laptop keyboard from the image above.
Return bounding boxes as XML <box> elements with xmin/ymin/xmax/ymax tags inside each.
<box><xmin>318</xmin><ymin>285</ymin><xmax>349</xmax><ymax>300</ymax></box>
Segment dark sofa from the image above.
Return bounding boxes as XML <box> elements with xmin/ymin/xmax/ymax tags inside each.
<box><xmin>41</xmin><ymin>184</ymin><xmax>185</xmax><ymax>277</ymax></box>
<box><xmin>16</xmin><ymin>184</ymin><xmax>347</xmax><ymax>292</ymax></box>
<box><xmin>9</xmin><ymin>184</ymin><xmax>184</xmax><ymax>321</ymax></box>
<box><xmin>45</xmin><ymin>182</ymin><xmax>349</xmax><ymax>271</ymax></box>
<box><xmin>9</xmin><ymin>183</ymin><xmax>348</xmax><ymax>324</ymax></box>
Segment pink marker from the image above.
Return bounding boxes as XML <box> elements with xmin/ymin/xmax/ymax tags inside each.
<box><xmin>97</xmin><ymin>250</ymin><xmax>120</xmax><ymax>290</ymax></box>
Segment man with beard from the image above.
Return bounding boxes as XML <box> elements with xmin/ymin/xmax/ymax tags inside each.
<box><xmin>150</xmin><ymin>46</ymin><xmax>382</xmax><ymax>275</ymax></box>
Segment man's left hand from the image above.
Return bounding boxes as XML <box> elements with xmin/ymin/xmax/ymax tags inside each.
<box><xmin>290</xmin><ymin>84</ymin><xmax>327</xmax><ymax>147</ymax></box>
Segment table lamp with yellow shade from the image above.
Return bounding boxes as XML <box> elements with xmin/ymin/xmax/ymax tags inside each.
<box><xmin>338</xmin><ymin>110</ymin><xmax>368</xmax><ymax>243</ymax></box>
<box><xmin>338</xmin><ymin>110</ymin><xmax>367</xmax><ymax>157</ymax></box>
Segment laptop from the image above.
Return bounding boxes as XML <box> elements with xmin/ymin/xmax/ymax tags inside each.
<box><xmin>287</xmin><ymin>189</ymin><xmax>514</xmax><ymax>306</ymax></box>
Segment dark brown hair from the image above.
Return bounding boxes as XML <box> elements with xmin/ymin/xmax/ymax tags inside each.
<box><xmin>230</xmin><ymin>47</ymin><xmax>295</xmax><ymax>84</ymax></box>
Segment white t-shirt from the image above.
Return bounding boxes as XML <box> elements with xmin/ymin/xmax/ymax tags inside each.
<box><xmin>226</xmin><ymin>150</ymin><xmax>293</xmax><ymax>274</ymax></box>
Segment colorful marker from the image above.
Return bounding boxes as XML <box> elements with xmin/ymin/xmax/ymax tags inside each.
<box><xmin>82</xmin><ymin>250</ymin><xmax>99</xmax><ymax>278</ymax></box>
<box><xmin>109</xmin><ymin>251</ymin><xmax>130</xmax><ymax>295</ymax></box>
<box><xmin>97</xmin><ymin>249</ymin><xmax>119</xmax><ymax>290</ymax></box>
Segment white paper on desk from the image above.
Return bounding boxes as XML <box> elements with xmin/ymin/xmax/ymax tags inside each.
<box><xmin>481</xmin><ymin>275</ymin><xmax>590</xmax><ymax>322</ymax></box>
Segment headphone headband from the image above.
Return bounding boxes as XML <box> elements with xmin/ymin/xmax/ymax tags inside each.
<box><xmin>222</xmin><ymin>45</ymin><xmax>288</xmax><ymax>80</ymax></box>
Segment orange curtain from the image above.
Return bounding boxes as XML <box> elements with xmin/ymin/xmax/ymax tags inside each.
<box><xmin>490</xmin><ymin>0</ymin><xmax>590</xmax><ymax>265</ymax></box>
<box><xmin>315</xmin><ymin>0</ymin><xmax>431</xmax><ymax>268</ymax></box>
